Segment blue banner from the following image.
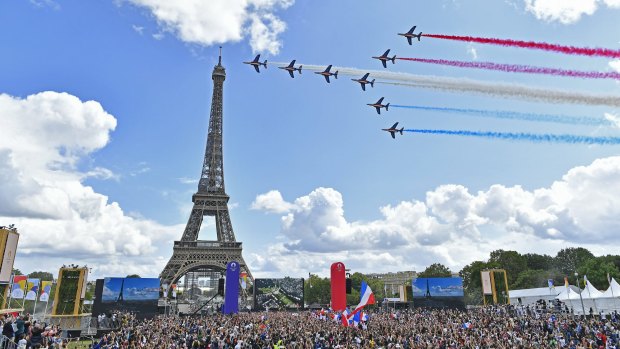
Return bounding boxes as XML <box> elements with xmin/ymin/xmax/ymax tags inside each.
<box><xmin>222</xmin><ymin>261</ymin><xmax>240</xmax><ymax>314</ymax></box>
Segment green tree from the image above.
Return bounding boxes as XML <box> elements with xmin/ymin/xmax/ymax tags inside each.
<box><xmin>12</xmin><ymin>268</ymin><xmax>22</xmax><ymax>275</ymax></box>
<box><xmin>488</xmin><ymin>250</ymin><xmax>527</xmax><ymax>287</ymax></box>
<box><xmin>304</xmin><ymin>275</ymin><xmax>330</xmax><ymax>305</ymax></box>
<box><xmin>512</xmin><ymin>269</ymin><xmax>563</xmax><ymax>289</ymax></box>
<box><xmin>126</xmin><ymin>274</ymin><xmax>141</xmax><ymax>278</ymax></box>
<box><xmin>523</xmin><ymin>253</ymin><xmax>554</xmax><ymax>271</ymax></box>
<box><xmin>418</xmin><ymin>263</ymin><xmax>452</xmax><ymax>278</ymax></box>
<box><xmin>28</xmin><ymin>271</ymin><xmax>54</xmax><ymax>280</ymax></box>
<box><xmin>459</xmin><ymin>260</ymin><xmax>497</xmax><ymax>305</ymax></box>
<box><xmin>577</xmin><ymin>255</ymin><xmax>620</xmax><ymax>289</ymax></box>
<box><xmin>554</xmin><ymin>247</ymin><xmax>594</xmax><ymax>276</ymax></box>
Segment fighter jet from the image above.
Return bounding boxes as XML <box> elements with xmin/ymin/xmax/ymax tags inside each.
<box><xmin>314</xmin><ymin>65</ymin><xmax>338</xmax><ymax>83</ymax></box>
<box><xmin>398</xmin><ymin>26</ymin><xmax>423</xmax><ymax>45</ymax></box>
<box><xmin>279</xmin><ymin>60</ymin><xmax>302</xmax><ymax>78</ymax></box>
<box><xmin>382</xmin><ymin>122</ymin><xmax>404</xmax><ymax>139</ymax></box>
<box><xmin>367</xmin><ymin>97</ymin><xmax>389</xmax><ymax>114</ymax></box>
<box><xmin>243</xmin><ymin>54</ymin><xmax>267</xmax><ymax>73</ymax></box>
<box><xmin>372</xmin><ymin>49</ymin><xmax>396</xmax><ymax>68</ymax></box>
<box><xmin>351</xmin><ymin>73</ymin><xmax>375</xmax><ymax>91</ymax></box>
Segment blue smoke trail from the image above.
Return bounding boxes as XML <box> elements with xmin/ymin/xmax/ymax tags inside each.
<box><xmin>390</xmin><ymin>105</ymin><xmax>609</xmax><ymax>126</ymax></box>
<box><xmin>404</xmin><ymin>129</ymin><xmax>620</xmax><ymax>145</ymax></box>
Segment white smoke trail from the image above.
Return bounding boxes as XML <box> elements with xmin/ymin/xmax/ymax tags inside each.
<box><xmin>270</xmin><ymin>62</ymin><xmax>620</xmax><ymax>107</ymax></box>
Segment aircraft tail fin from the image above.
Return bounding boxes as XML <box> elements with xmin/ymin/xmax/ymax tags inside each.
<box><xmin>264</xmin><ymin>60</ymin><xmax>268</xmax><ymax>68</ymax></box>
<box><xmin>417</xmin><ymin>33</ymin><xmax>422</xmax><ymax>41</ymax></box>
<box><xmin>386</xmin><ymin>103</ymin><xmax>389</xmax><ymax>111</ymax></box>
<box><xmin>399</xmin><ymin>127</ymin><xmax>404</xmax><ymax>135</ymax></box>
<box><xmin>334</xmin><ymin>71</ymin><xmax>339</xmax><ymax>79</ymax></box>
<box><xmin>391</xmin><ymin>55</ymin><xmax>396</xmax><ymax>63</ymax></box>
<box><xmin>370</xmin><ymin>79</ymin><xmax>375</xmax><ymax>88</ymax></box>
<box><xmin>299</xmin><ymin>66</ymin><xmax>302</xmax><ymax>74</ymax></box>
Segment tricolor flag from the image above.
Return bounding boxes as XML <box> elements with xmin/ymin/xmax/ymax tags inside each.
<box><xmin>350</xmin><ymin>281</ymin><xmax>375</xmax><ymax>316</ymax></box>
<box><xmin>39</xmin><ymin>281</ymin><xmax>52</xmax><ymax>302</ymax></box>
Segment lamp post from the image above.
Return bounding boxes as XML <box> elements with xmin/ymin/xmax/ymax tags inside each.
<box><xmin>575</xmin><ymin>272</ymin><xmax>586</xmax><ymax>317</ymax></box>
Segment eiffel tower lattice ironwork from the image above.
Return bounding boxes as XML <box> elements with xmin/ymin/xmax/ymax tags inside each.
<box><xmin>160</xmin><ymin>49</ymin><xmax>252</xmax><ymax>287</ymax></box>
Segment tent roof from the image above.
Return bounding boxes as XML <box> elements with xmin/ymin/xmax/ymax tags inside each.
<box><xmin>600</xmin><ymin>278</ymin><xmax>620</xmax><ymax>298</ymax></box>
<box><xmin>509</xmin><ymin>285</ymin><xmax>573</xmax><ymax>299</ymax></box>
<box><xmin>582</xmin><ymin>280</ymin><xmax>603</xmax><ymax>299</ymax></box>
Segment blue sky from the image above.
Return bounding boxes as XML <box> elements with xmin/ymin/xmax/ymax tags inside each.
<box><xmin>1</xmin><ymin>0</ymin><xmax>620</xmax><ymax>279</ymax></box>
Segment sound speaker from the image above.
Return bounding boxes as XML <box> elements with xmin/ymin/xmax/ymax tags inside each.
<box><xmin>218</xmin><ymin>278</ymin><xmax>225</xmax><ymax>296</ymax></box>
<box><xmin>346</xmin><ymin>278</ymin><xmax>352</xmax><ymax>294</ymax></box>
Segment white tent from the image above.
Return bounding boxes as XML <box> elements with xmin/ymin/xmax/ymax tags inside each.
<box><xmin>510</xmin><ymin>286</ymin><xmax>572</xmax><ymax>306</ymax></box>
<box><xmin>592</xmin><ymin>278</ymin><xmax>620</xmax><ymax>314</ymax></box>
<box><xmin>556</xmin><ymin>278</ymin><xmax>620</xmax><ymax>315</ymax></box>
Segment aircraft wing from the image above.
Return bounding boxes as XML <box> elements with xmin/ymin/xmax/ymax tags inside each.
<box><xmin>407</xmin><ymin>37</ymin><xmax>412</xmax><ymax>45</ymax></box>
<box><xmin>377</xmin><ymin>97</ymin><xmax>384</xmax><ymax>103</ymax></box>
<box><xmin>375</xmin><ymin>107</ymin><xmax>381</xmax><ymax>114</ymax></box>
<box><xmin>288</xmin><ymin>60</ymin><xmax>295</xmax><ymax>67</ymax></box>
<box><xmin>324</xmin><ymin>75</ymin><xmax>330</xmax><ymax>83</ymax></box>
<box><xmin>362</xmin><ymin>73</ymin><xmax>369</xmax><ymax>80</ymax></box>
<box><xmin>288</xmin><ymin>70</ymin><xmax>294</xmax><ymax>78</ymax></box>
<box><xmin>381</xmin><ymin>60</ymin><xmax>387</xmax><ymax>68</ymax></box>
<box><xmin>254</xmin><ymin>65</ymin><xmax>260</xmax><ymax>73</ymax></box>
<box><xmin>253</xmin><ymin>54</ymin><xmax>260</xmax><ymax>62</ymax></box>
<box><xmin>390</xmin><ymin>131</ymin><xmax>396</xmax><ymax>139</ymax></box>
<box><xmin>408</xmin><ymin>26</ymin><xmax>416</xmax><ymax>34</ymax></box>
<box><xmin>324</xmin><ymin>65</ymin><xmax>332</xmax><ymax>72</ymax></box>
<box><xmin>383</xmin><ymin>49</ymin><xmax>390</xmax><ymax>57</ymax></box>
<box><xmin>361</xmin><ymin>83</ymin><xmax>366</xmax><ymax>91</ymax></box>
<box><xmin>391</xmin><ymin>122</ymin><xmax>399</xmax><ymax>128</ymax></box>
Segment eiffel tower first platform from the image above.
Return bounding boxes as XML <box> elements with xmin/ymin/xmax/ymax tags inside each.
<box><xmin>160</xmin><ymin>50</ymin><xmax>252</xmax><ymax>289</ymax></box>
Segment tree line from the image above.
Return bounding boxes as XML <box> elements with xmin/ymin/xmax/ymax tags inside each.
<box><xmin>305</xmin><ymin>247</ymin><xmax>620</xmax><ymax>306</ymax></box>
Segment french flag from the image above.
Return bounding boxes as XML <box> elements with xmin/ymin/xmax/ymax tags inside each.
<box><xmin>350</xmin><ymin>281</ymin><xmax>375</xmax><ymax>316</ymax></box>
<box><xmin>341</xmin><ymin>309</ymin><xmax>350</xmax><ymax>327</ymax></box>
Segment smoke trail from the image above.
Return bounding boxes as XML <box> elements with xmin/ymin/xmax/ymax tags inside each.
<box><xmin>390</xmin><ymin>105</ymin><xmax>611</xmax><ymax>126</ymax></box>
<box><xmin>404</xmin><ymin>129</ymin><xmax>620</xmax><ymax>145</ymax></box>
<box><xmin>270</xmin><ymin>62</ymin><xmax>620</xmax><ymax>107</ymax></box>
<box><xmin>423</xmin><ymin>34</ymin><xmax>620</xmax><ymax>58</ymax></box>
<box><xmin>397</xmin><ymin>57</ymin><xmax>620</xmax><ymax>80</ymax></box>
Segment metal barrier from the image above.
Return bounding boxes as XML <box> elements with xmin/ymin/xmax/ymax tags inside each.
<box><xmin>0</xmin><ymin>335</ymin><xmax>17</xmax><ymax>349</ymax></box>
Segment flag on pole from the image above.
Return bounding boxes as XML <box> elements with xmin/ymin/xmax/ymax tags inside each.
<box><xmin>25</xmin><ymin>279</ymin><xmax>40</xmax><ymax>300</ymax></box>
<box><xmin>564</xmin><ymin>277</ymin><xmax>569</xmax><ymax>288</ymax></box>
<box><xmin>240</xmin><ymin>272</ymin><xmax>247</xmax><ymax>290</ymax></box>
<box><xmin>39</xmin><ymin>281</ymin><xmax>52</xmax><ymax>302</ymax></box>
<box><xmin>350</xmin><ymin>281</ymin><xmax>375</xmax><ymax>316</ymax></box>
<box><xmin>547</xmin><ymin>279</ymin><xmax>554</xmax><ymax>289</ymax></box>
<box><xmin>584</xmin><ymin>275</ymin><xmax>588</xmax><ymax>288</ymax></box>
<box><xmin>10</xmin><ymin>275</ymin><xmax>27</xmax><ymax>299</ymax></box>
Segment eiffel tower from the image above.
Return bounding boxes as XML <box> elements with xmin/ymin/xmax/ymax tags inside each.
<box><xmin>160</xmin><ymin>49</ymin><xmax>252</xmax><ymax>289</ymax></box>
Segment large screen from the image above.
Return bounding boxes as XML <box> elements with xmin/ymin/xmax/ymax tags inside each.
<box><xmin>412</xmin><ymin>277</ymin><xmax>465</xmax><ymax>309</ymax></box>
<box><xmin>96</xmin><ymin>277</ymin><xmax>160</xmax><ymax>319</ymax></box>
<box><xmin>253</xmin><ymin>278</ymin><xmax>304</xmax><ymax>311</ymax></box>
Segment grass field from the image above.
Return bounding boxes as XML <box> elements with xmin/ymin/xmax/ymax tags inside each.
<box><xmin>66</xmin><ymin>339</ymin><xmax>93</xmax><ymax>349</ymax></box>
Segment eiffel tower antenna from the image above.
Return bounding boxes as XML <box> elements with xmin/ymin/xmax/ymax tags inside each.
<box><xmin>161</xmin><ymin>48</ymin><xmax>252</xmax><ymax>291</ymax></box>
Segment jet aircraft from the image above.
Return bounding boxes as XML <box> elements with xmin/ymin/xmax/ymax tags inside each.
<box><xmin>243</xmin><ymin>54</ymin><xmax>267</xmax><ymax>73</ymax></box>
<box><xmin>279</xmin><ymin>60</ymin><xmax>302</xmax><ymax>78</ymax></box>
<box><xmin>382</xmin><ymin>122</ymin><xmax>404</xmax><ymax>139</ymax></box>
<box><xmin>372</xmin><ymin>49</ymin><xmax>396</xmax><ymax>68</ymax></box>
<box><xmin>351</xmin><ymin>73</ymin><xmax>375</xmax><ymax>91</ymax></box>
<box><xmin>367</xmin><ymin>97</ymin><xmax>389</xmax><ymax>114</ymax></box>
<box><xmin>314</xmin><ymin>65</ymin><xmax>338</xmax><ymax>83</ymax></box>
<box><xmin>398</xmin><ymin>26</ymin><xmax>423</xmax><ymax>45</ymax></box>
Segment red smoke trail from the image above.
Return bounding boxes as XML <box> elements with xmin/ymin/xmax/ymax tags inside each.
<box><xmin>423</xmin><ymin>34</ymin><xmax>620</xmax><ymax>58</ymax></box>
<box><xmin>397</xmin><ymin>57</ymin><xmax>620</xmax><ymax>80</ymax></box>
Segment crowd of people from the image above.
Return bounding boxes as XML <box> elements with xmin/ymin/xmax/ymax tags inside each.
<box><xmin>2</xmin><ymin>304</ymin><xmax>620</xmax><ymax>348</ymax></box>
<box><xmin>84</xmin><ymin>305</ymin><xmax>620</xmax><ymax>349</ymax></box>
<box><xmin>0</xmin><ymin>314</ymin><xmax>65</xmax><ymax>349</ymax></box>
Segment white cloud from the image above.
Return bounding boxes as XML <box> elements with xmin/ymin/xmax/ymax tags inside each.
<box><xmin>0</xmin><ymin>91</ymin><xmax>179</xmax><ymax>278</ymax></box>
<box><xmin>127</xmin><ymin>0</ymin><xmax>294</xmax><ymax>55</ymax></box>
<box><xmin>524</xmin><ymin>0</ymin><xmax>620</xmax><ymax>24</ymax></box>
<box><xmin>251</xmin><ymin>190</ymin><xmax>295</xmax><ymax>213</ymax></box>
<box><xmin>252</xmin><ymin>157</ymin><xmax>620</xmax><ymax>276</ymax></box>
<box><xmin>610</xmin><ymin>60</ymin><xmax>620</xmax><ymax>73</ymax></box>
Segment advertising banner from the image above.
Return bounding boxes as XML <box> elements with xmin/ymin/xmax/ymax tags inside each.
<box><xmin>222</xmin><ymin>261</ymin><xmax>240</xmax><ymax>314</ymax></box>
<box><xmin>25</xmin><ymin>278</ymin><xmax>40</xmax><ymax>301</ymax></box>
<box><xmin>11</xmin><ymin>275</ymin><xmax>27</xmax><ymax>299</ymax></box>
<box><xmin>330</xmin><ymin>262</ymin><xmax>346</xmax><ymax>311</ymax></box>
<box><xmin>481</xmin><ymin>271</ymin><xmax>493</xmax><ymax>295</ymax></box>
<box><xmin>0</xmin><ymin>232</ymin><xmax>19</xmax><ymax>283</ymax></box>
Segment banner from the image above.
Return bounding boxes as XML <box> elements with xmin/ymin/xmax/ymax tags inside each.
<box><xmin>481</xmin><ymin>271</ymin><xmax>492</xmax><ymax>295</ymax></box>
<box><xmin>330</xmin><ymin>262</ymin><xmax>346</xmax><ymax>311</ymax></box>
<box><xmin>25</xmin><ymin>279</ymin><xmax>40</xmax><ymax>301</ymax></box>
<box><xmin>11</xmin><ymin>275</ymin><xmax>27</xmax><ymax>299</ymax></box>
<box><xmin>171</xmin><ymin>284</ymin><xmax>177</xmax><ymax>298</ymax></box>
<box><xmin>162</xmin><ymin>283</ymin><xmax>169</xmax><ymax>298</ymax></box>
<box><xmin>0</xmin><ymin>231</ymin><xmax>19</xmax><ymax>283</ymax></box>
<box><xmin>240</xmin><ymin>272</ymin><xmax>247</xmax><ymax>290</ymax></box>
<box><xmin>222</xmin><ymin>261</ymin><xmax>240</xmax><ymax>314</ymax></box>
<box><xmin>39</xmin><ymin>281</ymin><xmax>52</xmax><ymax>302</ymax></box>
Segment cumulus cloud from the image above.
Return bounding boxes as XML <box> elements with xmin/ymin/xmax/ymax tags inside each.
<box><xmin>252</xmin><ymin>157</ymin><xmax>620</xmax><ymax>276</ymax></box>
<box><xmin>127</xmin><ymin>0</ymin><xmax>294</xmax><ymax>55</ymax></box>
<box><xmin>610</xmin><ymin>60</ymin><xmax>620</xmax><ymax>73</ymax></box>
<box><xmin>0</xmin><ymin>92</ymin><xmax>179</xmax><ymax>277</ymax></box>
<box><xmin>251</xmin><ymin>190</ymin><xmax>294</xmax><ymax>213</ymax></box>
<box><xmin>524</xmin><ymin>0</ymin><xmax>620</xmax><ymax>24</ymax></box>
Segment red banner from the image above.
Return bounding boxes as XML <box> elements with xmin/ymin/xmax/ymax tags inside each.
<box><xmin>330</xmin><ymin>262</ymin><xmax>346</xmax><ymax>311</ymax></box>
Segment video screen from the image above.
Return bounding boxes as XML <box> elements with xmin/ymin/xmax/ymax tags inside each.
<box><xmin>96</xmin><ymin>277</ymin><xmax>160</xmax><ymax>319</ymax></box>
<box><xmin>412</xmin><ymin>277</ymin><xmax>465</xmax><ymax>309</ymax></box>
<box><xmin>253</xmin><ymin>278</ymin><xmax>304</xmax><ymax>311</ymax></box>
